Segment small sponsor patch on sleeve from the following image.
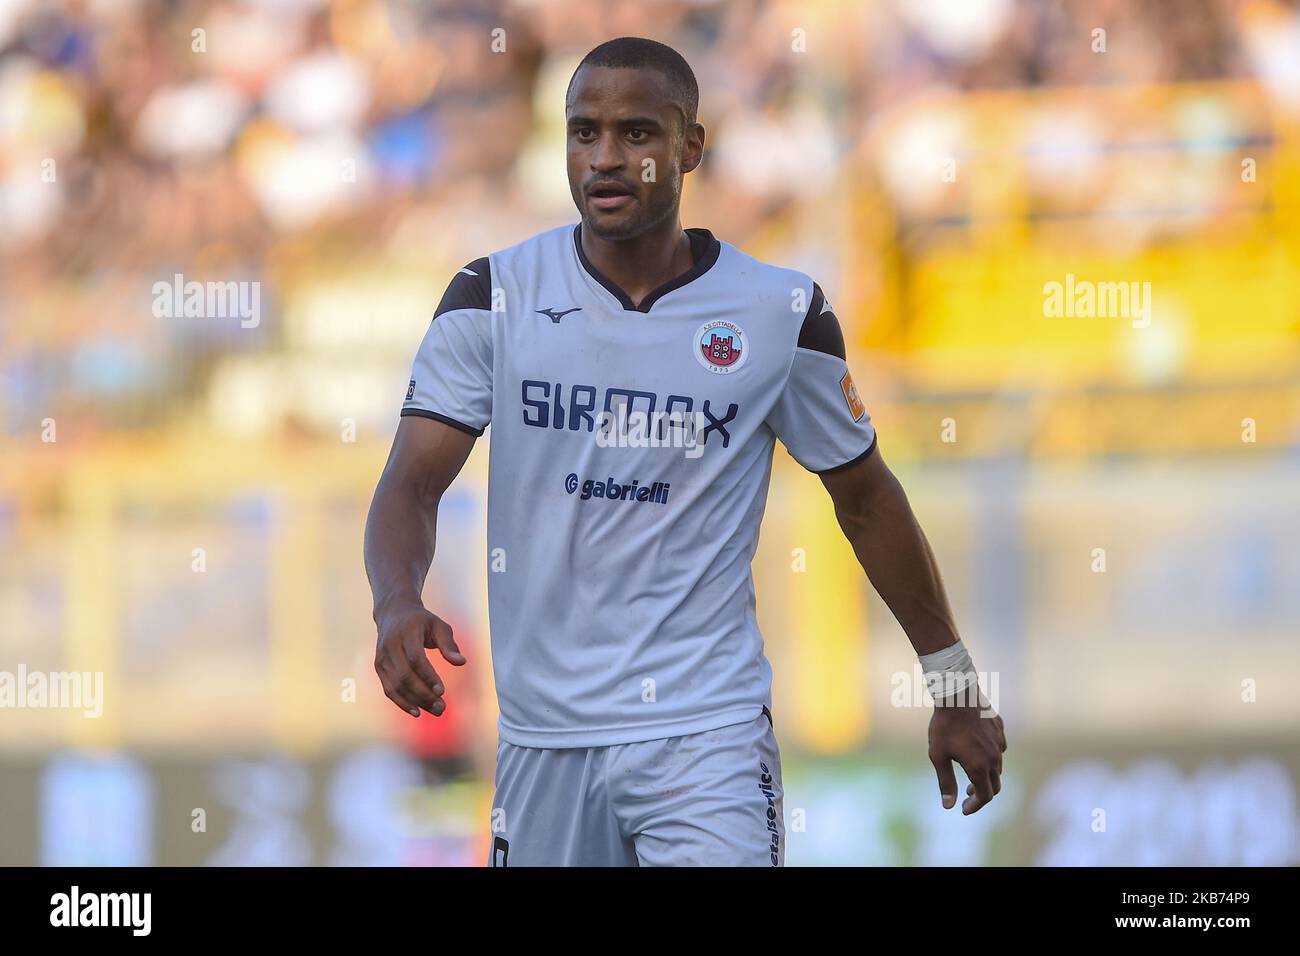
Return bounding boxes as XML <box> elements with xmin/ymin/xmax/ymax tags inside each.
<box><xmin>406</xmin><ymin>379</ymin><xmax>416</xmax><ymax>401</ymax></box>
<box><xmin>840</xmin><ymin>370</ymin><xmax>865</xmax><ymax>421</ymax></box>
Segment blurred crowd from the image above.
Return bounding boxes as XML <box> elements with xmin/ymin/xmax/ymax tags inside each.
<box><xmin>2</xmin><ymin>0</ymin><xmax>1299</xmax><ymax>434</ymax></box>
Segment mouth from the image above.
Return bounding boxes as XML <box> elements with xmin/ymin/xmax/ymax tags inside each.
<box><xmin>587</xmin><ymin>182</ymin><xmax>635</xmax><ymax>211</ymax></box>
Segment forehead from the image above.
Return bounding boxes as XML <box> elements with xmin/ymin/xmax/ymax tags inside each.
<box><xmin>566</xmin><ymin>64</ymin><xmax>676</xmax><ymax>120</ymax></box>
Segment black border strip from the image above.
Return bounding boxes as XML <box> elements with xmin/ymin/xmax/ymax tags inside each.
<box><xmin>7</xmin><ymin>865</ymin><xmax>1282</xmax><ymax>932</ymax></box>
<box><xmin>400</xmin><ymin>407</ymin><xmax>485</xmax><ymax>437</ymax></box>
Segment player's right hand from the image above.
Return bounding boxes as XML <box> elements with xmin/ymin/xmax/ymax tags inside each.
<box><xmin>374</xmin><ymin>604</ymin><xmax>466</xmax><ymax>717</ymax></box>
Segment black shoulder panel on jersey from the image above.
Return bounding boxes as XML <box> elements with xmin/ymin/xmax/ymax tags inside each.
<box><xmin>433</xmin><ymin>257</ymin><xmax>492</xmax><ymax>319</ymax></box>
<box><xmin>797</xmin><ymin>283</ymin><xmax>846</xmax><ymax>360</ymax></box>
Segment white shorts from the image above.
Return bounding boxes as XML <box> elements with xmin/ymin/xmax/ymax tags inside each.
<box><xmin>487</xmin><ymin>708</ymin><xmax>784</xmax><ymax>867</ymax></box>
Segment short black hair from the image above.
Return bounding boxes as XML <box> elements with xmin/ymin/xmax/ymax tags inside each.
<box><xmin>568</xmin><ymin>37</ymin><xmax>699</xmax><ymax>128</ymax></box>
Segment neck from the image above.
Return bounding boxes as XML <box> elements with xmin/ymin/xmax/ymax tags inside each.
<box><xmin>580</xmin><ymin>216</ymin><xmax>694</xmax><ymax>309</ymax></box>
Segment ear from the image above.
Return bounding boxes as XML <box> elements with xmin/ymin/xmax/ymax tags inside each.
<box><xmin>681</xmin><ymin>122</ymin><xmax>706</xmax><ymax>175</ymax></box>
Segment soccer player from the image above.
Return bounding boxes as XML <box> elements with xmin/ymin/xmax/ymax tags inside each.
<box><xmin>365</xmin><ymin>37</ymin><xmax>1007</xmax><ymax>866</ymax></box>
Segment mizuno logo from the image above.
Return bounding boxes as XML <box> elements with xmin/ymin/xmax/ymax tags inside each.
<box><xmin>536</xmin><ymin>306</ymin><xmax>582</xmax><ymax>324</ymax></box>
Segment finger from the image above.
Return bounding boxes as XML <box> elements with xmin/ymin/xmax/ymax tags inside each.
<box><xmin>930</xmin><ymin>752</ymin><xmax>959</xmax><ymax>810</ymax></box>
<box><xmin>381</xmin><ymin>683</ymin><xmax>423</xmax><ymax>718</ymax></box>
<box><xmin>379</xmin><ymin>652</ymin><xmax>442</xmax><ymax>712</ymax></box>
<box><xmin>962</xmin><ymin>767</ymin><xmax>994</xmax><ymax>815</ymax></box>
<box><xmin>403</xmin><ymin>641</ymin><xmax>446</xmax><ymax>699</ymax></box>
<box><xmin>379</xmin><ymin>656</ymin><xmax>431</xmax><ymax>709</ymax></box>
<box><xmin>396</xmin><ymin>667</ymin><xmax>443</xmax><ymax>712</ymax></box>
<box><xmin>426</xmin><ymin>616</ymin><xmax>467</xmax><ymax>666</ymax></box>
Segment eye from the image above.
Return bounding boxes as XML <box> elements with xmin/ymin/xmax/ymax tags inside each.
<box><xmin>573</xmin><ymin>127</ymin><xmax>596</xmax><ymax>141</ymax></box>
<box><xmin>627</xmin><ymin>128</ymin><xmax>647</xmax><ymax>142</ymax></box>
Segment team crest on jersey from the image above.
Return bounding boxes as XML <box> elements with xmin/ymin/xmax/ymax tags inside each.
<box><xmin>694</xmin><ymin>320</ymin><xmax>748</xmax><ymax>374</ymax></box>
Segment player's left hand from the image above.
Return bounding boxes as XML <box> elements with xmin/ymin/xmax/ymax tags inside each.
<box><xmin>927</xmin><ymin>691</ymin><xmax>1007</xmax><ymax>815</ymax></box>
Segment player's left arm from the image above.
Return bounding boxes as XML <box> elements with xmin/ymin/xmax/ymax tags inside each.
<box><xmin>818</xmin><ymin>447</ymin><xmax>1008</xmax><ymax>814</ymax></box>
<box><xmin>768</xmin><ymin>279</ymin><xmax>1006</xmax><ymax>814</ymax></box>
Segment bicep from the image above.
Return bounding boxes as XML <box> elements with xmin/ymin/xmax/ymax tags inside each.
<box><xmin>380</xmin><ymin>415</ymin><xmax>478</xmax><ymax>503</ymax></box>
<box><xmin>818</xmin><ymin>440</ymin><xmax>899</xmax><ymax>520</ymax></box>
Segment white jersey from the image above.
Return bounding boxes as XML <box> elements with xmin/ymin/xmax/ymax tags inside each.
<box><xmin>403</xmin><ymin>224</ymin><xmax>876</xmax><ymax>748</ymax></box>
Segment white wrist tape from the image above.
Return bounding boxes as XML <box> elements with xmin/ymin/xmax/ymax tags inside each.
<box><xmin>919</xmin><ymin>640</ymin><xmax>980</xmax><ymax>701</ymax></box>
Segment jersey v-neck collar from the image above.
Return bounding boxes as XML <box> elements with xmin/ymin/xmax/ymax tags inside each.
<box><xmin>572</xmin><ymin>223</ymin><xmax>721</xmax><ymax>313</ymax></box>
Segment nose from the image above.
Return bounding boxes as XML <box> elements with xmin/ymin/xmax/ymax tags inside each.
<box><xmin>589</xmin><ymin>131</ymin><xmax>625</xmax><ymax>174</ymax></box>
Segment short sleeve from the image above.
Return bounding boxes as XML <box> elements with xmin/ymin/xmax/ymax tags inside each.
<box><xmin>401</xmin><ymin>257</ymin><xmax>494</xmax><ymax>436</ymax></box>
<box><xmin>766</xmin><ymin>283</ymin><xmax>877</xmax><ymax>473</ymax></box>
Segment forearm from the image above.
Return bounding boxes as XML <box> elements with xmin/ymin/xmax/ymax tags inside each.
<box><xmin>364</xmin><ymin>474</ymin><xmax>438</xmax><ymax>626</ymax></box>
<box><xmin>831</xmin><ymin>469</ymin><xmax>960</xmax><ymax>657</ymax></box>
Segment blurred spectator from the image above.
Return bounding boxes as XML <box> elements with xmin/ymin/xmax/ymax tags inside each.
<box><xmin>0</xmin><ymin>0</ymin><xmax>1293</xmax><ymax>437</ymax></box>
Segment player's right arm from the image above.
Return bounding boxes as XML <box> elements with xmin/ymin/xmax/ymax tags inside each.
<box><xmin>365</xmin><ymin>416</ymin><xmax>475</xmax><ymax>717</ymax></box>
<box><xmin>366</xmin><ymin>257</ymin><xmax>494</xmax><ymax>717</ymax></box>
